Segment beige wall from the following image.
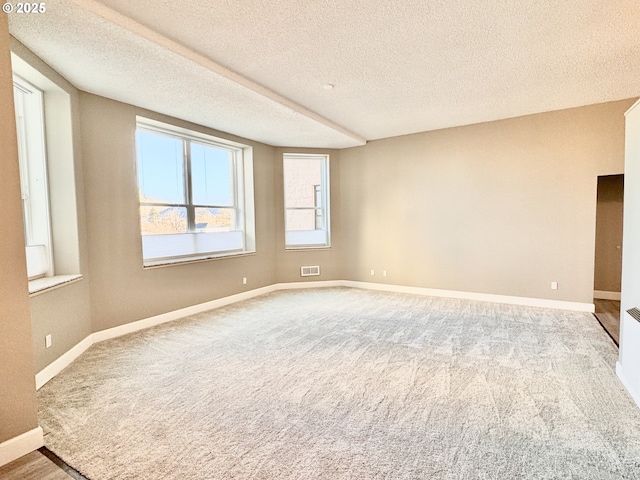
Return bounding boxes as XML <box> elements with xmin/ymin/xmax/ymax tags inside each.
<box><xmin>80</xmin><ymin>94</ymin><xmax>280</xmax><ymax>332</ymax></box>
<box><xmin>11</xmin><ymin>39</ymin><xmax>93</xmax><ymax>373</ymax></box>
<box><xmin>0</xmin><ymin>16</ymin><xmax>39</xmax><ymax>444</ymax></box>
<box><xmin>340</xmin><ymin>100</ymin><xmax>633</xmax><ymax>304</ymax></box>
<box><xmin>30</xmin><ymin>283</ymin><xmax>92</xmax><ymax>372</ymax></box>
<box><xmin>275</xmin><ymin>148</ymin><xmax>345</xmax><ymax>283</ymax></box>
<box><xmin>594</xmin><ymin>174</ymin><xmax>624</xmax><ymax>293</ymax></box>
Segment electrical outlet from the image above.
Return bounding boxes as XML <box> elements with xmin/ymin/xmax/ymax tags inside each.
<box><xmin>370</xmin><ymin>269</ymin><xmax>375</xmax><ymax>276</ymax></box>
<box><xmin>242</xmin><ymin>277</ymin><xmax>247</xmax><ymax>285</ymax></box>
<box><xmin>551</xmin><ymin>281</ymin><xmax>558</xmax><ymax>290</ymax></box>
<box><xmin>383</xmin><ymin>270</ymin><xmax>387</xmax><ymax>277</ymax></box>
<box><xmin>45</xmin><ymin>334</ymin><xmax>52</xmax><ymax>349</ymax></box>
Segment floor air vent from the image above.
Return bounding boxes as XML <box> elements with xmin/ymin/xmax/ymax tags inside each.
<box><xmin>301</xmin><ymin>266</ymin><xmax>320</xmax><ymax>277</ymax></box>
<box><xmin>627</xmin><ymin>308</ymin><xmax>640</xmax><ymax>323</ymax></box>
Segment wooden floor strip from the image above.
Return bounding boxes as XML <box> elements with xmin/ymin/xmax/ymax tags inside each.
<box><xmin>0</xmin><ymin>450</ymin><xmax>73</xmax><ymax>480</ymax></box>
<box><xmin>593</xmin><ymin>299</ymin><xmax>620</xmax><ymax>346</ymax></box>
<box><xmin>38</xmin><ymin>447</ymin><xmax>89</xmax><ymax>480</ymax></box>
<box><xmin>592</xmin><ymin>312</ymin><xmax>619</xmax><ymax>347</ymax></box>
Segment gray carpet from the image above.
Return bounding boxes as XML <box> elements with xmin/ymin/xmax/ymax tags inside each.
<box><xmin>38</xmin><ymin>288</ymin><xmax>640</xmax><ymax>479</ymax></box>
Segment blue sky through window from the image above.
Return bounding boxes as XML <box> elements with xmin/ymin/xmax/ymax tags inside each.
<box><xmin>137</xmin><ymin>130</ymin><xmax>184</xmax><ymax>204</ymax></box>
<box><xmin>191</xmin><ymin>142</ymin><xmax>232</xmax><ymax>206</ymax></box>
<box><xmin>137</xmin><ymin>130</ymin><xmax>232</xmax><ymax>206</ymax></box>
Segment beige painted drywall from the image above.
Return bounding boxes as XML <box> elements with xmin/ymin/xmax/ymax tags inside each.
<box><xmin>10</xmin><ymin>39</ymin><xmax>93</xmax><ymax>373</ymax></box>
<box><xmin>29</xmin><ymin>282</ymin><xmax>93</xmax><ymax>372</ymax></box>
<box><xmin>80</xmin><ymin>94</ymin><xmax>279</xmax><ymax>332</ymax></box>
<box><xmin>340</xmin><ymin>100</ymin><xmax>633</xmax><ymax>304</ymax></box>
<box><xmin>0</xmin><ymin>16</ymin><xmax>39</xmax><ymax>443</ymax></box>
<box><xmin>620</xmin><ymin>100</ymin><xmax>640</xmax><ymax>401</ymax></box>
<box><xmin>594</xmin><ymin>174</ymin><xmax>624</xmax><ymax>294</ymax></box>
<box><xmin>275</xmin><ymin>148</ymin><xmax>345</xmax><ymax>283</ymax></box>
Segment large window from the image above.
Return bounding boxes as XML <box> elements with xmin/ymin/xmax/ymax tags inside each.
<box><xmin>13</xmin><ymin>75</ymin><xmax>53</xmax><ymax>280</ymax></box>
<box><xmin>283</xmin><ymin>153</ymin><xmax>330</xmax><ymax>248</ymax></box>
<box><xmin>135</xmin><ymin>118</ymin><xmax>255</xmax><ymax>265</ymax></box>
<box><xmin>12</xmin><ymin>52</ymin><xmax>82</xmax><ymax>294</ymax></box>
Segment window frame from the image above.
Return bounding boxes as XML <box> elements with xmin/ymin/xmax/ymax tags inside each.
<box><xmin>13</xmin><ymin>74</ymin><xmax>54</xmax><ymax>280</ymax></box>
<box><xmin>135</xmin><ymin>117</ymin><xmax>255</xmax><ymax>266</ymax></box>
<box><xmin>283</xmin><ymin>153</ymin><xmax>331</xmax><ymax>249</ymax></box>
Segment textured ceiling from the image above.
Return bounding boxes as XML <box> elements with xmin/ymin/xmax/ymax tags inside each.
<box><xmin>8</xmin><ymin>0</ymin><xmax>640</xmax><ymax>148</ymax></box>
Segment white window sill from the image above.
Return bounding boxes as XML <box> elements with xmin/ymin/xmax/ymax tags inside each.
<box><xmin>29</xmin><ymin>274</ymin><xmax>83</xmax><ymax>296</ymax></box>
<box><xmin>143</xmin><ymin>251</ymin><xmax>256</xmax><ymax>269</ymax></box>
<box><xmin>285</xmin><ymin>245</ymin><xmax>331</xmax><ymax>251</ymax></box>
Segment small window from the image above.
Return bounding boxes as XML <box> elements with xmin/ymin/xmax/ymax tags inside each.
<box><xmin>13</xmin><ymin>76</ymin><xmax>53</xmax><ymax>280</ymax></box>
<box><xmin>283</xmin><ymin>154</ymin><xmax>330</xmax><ymax>248</ymax></box>
<box><xmin>135</xmin><ymin>118</ymin><xmax>255</xmax><ymax>265</ymax></box>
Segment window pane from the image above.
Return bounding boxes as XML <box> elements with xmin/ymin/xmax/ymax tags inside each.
<box><xmin>139</xmin><ymin>205</ymin><xmax>187</xmax><ymax>235</ymax></box>
<box><xmin>14</xmin><ymin>77</ymin><xmax>53</xmax><ymax>276</ymax></box>
<box><xmin>283</xmin><ymin>158</ymin><xmax>322</xmax><ymax>208</ymax></box>
<box><xmin>315</xmin><ymin>207</ymin><xmax>324</xmax><ymax>230</ymax></box>
<box><xmin>195</xmin><ymin>207</ymin><xmax>234</xmax><ymax>232</ymax></box>
<box><xmin>191</xmin><ymin>143</ymin><xmax>233</xmax><ymax>206</ymax></box>
<box><xmin>136</xmin><ymin>130</ymin><xmax>184</xmax><ymax>204</ymax></box>
<box><xmin>286</xmin><ymin>209</ymin><xmax>317</xmax><ymax>231</ymax></box>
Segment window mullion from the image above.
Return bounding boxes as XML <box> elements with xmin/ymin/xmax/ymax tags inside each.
<box><xmin>140</xmin><ymin>202</ymin><xmax>188</xmax><ymax>208</ymax></box>
<box><xmin>184</xmin><ymin>139</ymin><xmax>195</xmax><ymax>232</ymax></box>
<box><xmin>321</xmin><ymin>162</ymin><xmax>327</xmax><ymax>231</ymax></box>
<box><xmin>232</xmin><ymin>150</ymin><xmax>239</xmax><ymax>230</ymax></box>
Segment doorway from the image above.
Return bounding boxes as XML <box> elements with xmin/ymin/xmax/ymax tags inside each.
<box><xmin>593</xmin><ymin>174</ymin><xmax>624</xmax><ymax>345</ymax></box>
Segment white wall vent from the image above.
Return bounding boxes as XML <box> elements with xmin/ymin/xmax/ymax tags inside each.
<box><xmin>301</xmin><ymin>265</ymin><xmax>320</xmax><ymax>277</ymax></box>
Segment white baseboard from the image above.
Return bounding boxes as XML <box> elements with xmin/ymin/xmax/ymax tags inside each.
<box><xmin>616</xmin><ymin>361</ymin><xmax>640</xmax><ymax>410</ymax></box>
<box><xmin>276</xmin><ymin>280</ymin><xmax>343</xmax><ymax>290</ymax></box>
<box><xmin>89</xmin><ymin>282</ymin><xmax>342</xmax><ymax>346</ymax></box>
<box><xmin>594</xmin><ymin>290</ymin><xmax>622</xmax><ymax>301</ymax></box>
<box><xmin>344</xmin><ymin>281</ymin><xmax>595</xmax><ymax>312</ymax></box>
<box><xmin>0</xmin><ymin>427</ymin><xmax>43</xmax><ymax>467</ymax></box>
<box><xmin>35</xmin><ymin>335</ymin><xmax>94</xmax><ymax>390</ymax></box>
<box><xmin>35</xmin><ymin>280</ymin><xmax>595</xmax><ymax>389</ymax></box>
<box><xmin>92</xmin><ymin>284</ymin><xmax>278</xmax><ymax>344</ymax></box>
